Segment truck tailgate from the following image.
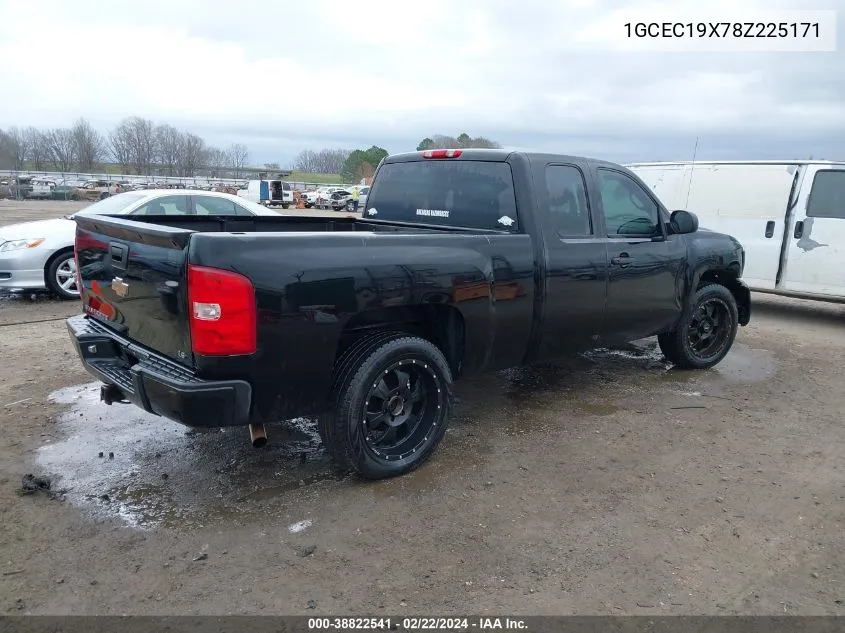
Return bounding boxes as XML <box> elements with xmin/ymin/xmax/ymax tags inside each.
<box><xmin>75</xmin><ymin>215</ymin><xmax>195</xmax><ymax>367</ymax></box>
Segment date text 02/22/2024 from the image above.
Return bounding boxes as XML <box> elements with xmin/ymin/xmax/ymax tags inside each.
<box><xmin>307</xmin><ymin>617</ymin><xmax>529</xmax><ymax>630</ymax></box>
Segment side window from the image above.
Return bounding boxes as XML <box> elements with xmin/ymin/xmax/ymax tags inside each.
<box><xmin>132</xmin><ymin>195</ymin><xmax>190</xmax><ymax>215</ymax></box>
<box><xmin>193</xmin><ymin>196</ymin><xmax>244</xmax><ymax>216</ymax></box>
<box><xmin>597</xmin><ymin>169</ymin><xmax>660</xmax><ymax>237</ymax></box>
<box><xmin>807</xmin><ymin>170</ymin><xmax>845</xmax><ymax>219</ymax></box>
<box><xmin>544</xmin><ymin>165</ymin><xmax>592</xmax><ymax>236</ymax></box>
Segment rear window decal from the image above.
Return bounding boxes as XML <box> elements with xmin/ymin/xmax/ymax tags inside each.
<box><xmin>367</xmin><ymin>207</ymin><xmax>378</xmax><ymax>215</ymax></box>
<box><xmin>498</xmin><ymin>215</ymin><xmax>515</xmax><ymax>227</ymax></box>
<box><xmin>416</xmin><ymin>209</ymin><xmax>450</xmax><ymax>218</ymax></box>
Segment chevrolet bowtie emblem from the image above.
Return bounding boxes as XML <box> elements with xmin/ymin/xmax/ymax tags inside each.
<box><xmin>111</xmin><ymin>277</ymin><xmax>129</xmax><ymax>297</ymax></box>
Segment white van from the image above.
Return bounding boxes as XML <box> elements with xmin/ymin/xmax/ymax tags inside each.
<box><xmin>237</xmin><ymin>180</ymin><xmax>293</xmax><ymax>208</ymax></box>
<box><xmin>628</xmin><ymin>160</ymin><xmax>845</xmax><ymax>302</ymax></box>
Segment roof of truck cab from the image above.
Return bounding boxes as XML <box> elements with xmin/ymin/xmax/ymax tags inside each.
<box><xmin>384</xmin><ymin>148</ymin><xmax>626</xmax><ymax>168</ymax></box>
<box><xmin>627</xmin><ymin>160</ymin><xmax>845</xmax><ymax>167</ymax></box>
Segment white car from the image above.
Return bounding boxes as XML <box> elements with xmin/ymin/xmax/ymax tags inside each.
<box><xmin>28</xmin><ymin>180</ymin><xmax>56</xmax><ymax>200</ymax></box>
<box><xmin>0</xmin><ymin>189</ymin><xmax>280</xmax><ymax>300</ymax></box>
<box><xmin>304</xmin><ymin>187</ymin><xmax>343</xmax><ymax>209</ymax></box>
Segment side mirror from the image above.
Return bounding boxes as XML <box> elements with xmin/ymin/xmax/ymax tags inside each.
<box><xmin>670</xmin><ymin>209</ymin><xmax>698</xmax><ymax>234</ymax></box>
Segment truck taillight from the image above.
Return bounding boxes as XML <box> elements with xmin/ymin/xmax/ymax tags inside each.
<box><xmin>187</xmin><ymin>264</ymin><xmax>256</xmax><ymax>356</ymax></box>
<box><xmin>422</xmin><ymin>149</ymin><xmax>462</xmax><ymax>159</ymax></box>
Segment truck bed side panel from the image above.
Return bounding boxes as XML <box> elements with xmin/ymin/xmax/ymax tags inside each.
<box><xmin>187</xmin><ymin>231</ymin><xmax>535</xmax><ymax>421</ymax></box>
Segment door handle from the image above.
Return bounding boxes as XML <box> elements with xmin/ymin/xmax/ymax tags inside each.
<box><xmin>765</xmin><ymin>220</ymin><xmax>775</xmax><ymax>238</ymax></box>
<box><xmin>611</xmin><ymin>254</ymin><xmax>633</xmax><ymax>265</ymax></box>
<box><xmin>794</xmin><ymin>221</ymin><xmax>804</xmax><ymax>239</ymax></box>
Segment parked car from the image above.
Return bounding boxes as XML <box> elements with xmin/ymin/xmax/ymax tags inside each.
<box><xmin>0</xmin><ymin>190</ymin><xmax>280</xmax><ymax>300</ymax></box>
<box><xmin>27</xmin><ymin>179</ymin><xmax>56</xmax><ymax>199</ymax></box>
<box><xmin>52</xmin><ymin>180</ymin><xmax>86</xmax><ymax>200</ymax></box>
<box><xmin>343</xmin><ymin>186</ymin><xmax>370</xmax><ymax>211</ymax></box>
<box><xmin>70</xmin><ymin>180</ymin><xmax>122</xmax><ymax>201</ymax></box>
<box><xmin>67</xmin><ymin>148</ymin><xmax>750</xmax><ymax>480</ymax></box>
<box><xmin>10</xmin><ymin>176</ymin><xmax>34</xmax><ymax>199</ymax></box>
<box><xmin>628</xmin><ymin>160</ymin><xmax>845</xmax><ymax>302</ymax></box>
<box><xmin>327</xmin><ymin>189</ymin><xmax>353</xmax><ymax>211</ymax></box>
<box><xmin>306</xmin><ymin>186</ymin><xmax>343</xmax><ymax>209</ymax></box>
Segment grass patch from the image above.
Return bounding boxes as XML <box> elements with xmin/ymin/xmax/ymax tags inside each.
<box><xmin>282</xmin><ymin>172</ymin><xmax>347</xmax><ymax>185</ymax></box>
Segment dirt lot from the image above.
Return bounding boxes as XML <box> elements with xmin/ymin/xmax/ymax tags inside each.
<box><xmin>1</xmin><ymin>200</ymin><xmax>845</xmax><ymax>616</ymax></box>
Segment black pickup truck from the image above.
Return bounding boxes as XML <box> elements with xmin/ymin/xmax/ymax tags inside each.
<box><xmin>67</xmin><ymin>149</ymin><xmax>750</xmax><ymax>479</ymax></box>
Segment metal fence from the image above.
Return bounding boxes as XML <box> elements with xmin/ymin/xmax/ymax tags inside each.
<box><xmin>0</xmin><ymin>170</ymin><xmax>349</xmax><ymax>200</ymax></box>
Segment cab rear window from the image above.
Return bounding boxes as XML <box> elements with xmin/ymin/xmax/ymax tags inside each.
<box><xmin>364</xmin><ymin>160</ymin><xmax>519</xmax><ymax>231</ymax></box>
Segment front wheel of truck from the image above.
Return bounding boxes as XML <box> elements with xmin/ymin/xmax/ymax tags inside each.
<box><xmin>658</xmin><ymin>283</ymin><xmax>739</xmax><ymax>370</ymax></box>
<box><xmin>319</xmin><ymin>333</ymin><xmax>453</xmax><ymax>479</ymax></box>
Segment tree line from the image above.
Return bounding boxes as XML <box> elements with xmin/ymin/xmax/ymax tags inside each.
<box><xmin>290</xmin><ymin>146</ymin><xmax>389</xmax><ymax>183</ymax></box>
<box><xmin>416</xmin><ymin>132</ymin><xmax>502</xmax><ymax>150</ymax></box>
<box><xmin>289</xmin><ymin>132</ymin><xmax>501</xmax><ymax>183</ymax></box>
<box><xmin>0</xmin><ymin>120</ymin><xmax>503</xmax><ymax>183</ymax></box>
<box><xmin>0</xmin><ymin>117</ymin><xmax>252</xmax><ymax>178</ymax></box>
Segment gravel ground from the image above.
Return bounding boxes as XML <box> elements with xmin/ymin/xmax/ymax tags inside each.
<box><xmin>1</xmin><ymin>200</ymin><xmax>844</xmax><ymax>615</ymax></box>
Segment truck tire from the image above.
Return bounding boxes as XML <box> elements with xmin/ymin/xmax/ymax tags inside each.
<box><xmin>658</xmin><ymin>283</ymin><xmax>739</xmax><ymax>370</ymax></box>
<box><xmin>282</xmin><ymin>203</ymin><xmax>290</xmax><ymax>209</ymax></box>
<box><xmin>319</xmin><ymin>332</ymin><xmax>453</xmax><ymax>479</ymax></box>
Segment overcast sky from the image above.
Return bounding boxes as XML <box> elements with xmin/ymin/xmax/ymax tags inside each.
<box><xmin>1</xmin><ymin>0</ymin><xmax>843</xmax><ymax>166</ymax></box>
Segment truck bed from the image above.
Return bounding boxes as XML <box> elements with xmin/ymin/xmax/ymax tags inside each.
<box><xmin>72</xmin><ymin>212</ymin><xmax>536</xmax><ymax>424</ymax></box>
<box><xmin>76</xmin><ymin>213</ymin><xmax>491</xmax><ymax>238</ymax></box>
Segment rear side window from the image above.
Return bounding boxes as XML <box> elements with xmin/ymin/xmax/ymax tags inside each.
<box><xmin>545</xmin><ymin>165</ymin><xmax>592</xmax><ymax>236</ymax></box>
<box><xmin>365</xmin><ymin>161</ymin><xmax>518</xmax><ymax>231</ymax></box>
<box><xmin>194</xmin><ymin>196</ymin><xmax>248</xmax><ymax>216</ymax></box>
<box><xmin>807</xmin><ymin>170</ymin><xmax>845</xmax><ymax>219</ymax></box>
<box><xmin>132</xmin><ymin>195</ymin><xmax>190</xmax><ymax>215</ymax></box>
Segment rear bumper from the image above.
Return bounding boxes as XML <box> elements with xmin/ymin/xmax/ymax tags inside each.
<box><xmin>66</xmin><ymin>314</ymin><xmax>252</xmax><ymax>427</ymax></box>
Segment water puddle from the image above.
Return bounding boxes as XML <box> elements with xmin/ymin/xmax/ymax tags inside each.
<box><xmin>37</xmin><ymin>383</ymin><xmax>337</xmax><ymax>530</ymax></box>
<box><xmin>34</xmin><ymin>339</ymin><xmax>775</xmax><ymax>529</ymax></box>
<box><xmin>713</xmin><ymin>344</ymin><xmax>776</xmax><ymax>383</ymax></box>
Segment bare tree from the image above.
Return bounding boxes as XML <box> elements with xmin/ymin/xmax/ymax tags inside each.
<box><xmin>5</xmin><ymin>126</ymin><xmax>29</xmax><ymax>170</ymax></box>
<box><xmin>292</xmin><ymin>149</ymin><xmax>318</xmax><ymax>172</ymax></box>
<box><xmin>205</xmin><ymin>146</ymin><xmax>227</xmax><ymax>178</ymax></box>
<box><xmin>179</xmin><ymin>133</ymin><xmax>206</xmax><ymax>177</ymax></box>
<box><xmin>26</xmin><ymin>128</ymin><xmax>52</xmax><ymax>170</ymax></box>
<box><xmin>71</xmin><ymin>118</ymin><xmax>105</xmax><ymax>172</ymax></box>
<box><xmin>156</xmin><ymin>124</ymin><xmax>183</xmax><ymax>176</ymax></box>
<box><xmin>109</xmin><ymin>121</ymin><xmax>133</xmax><ymax>173</ymax></box>
<box><xmin>46</xmin><ymin>128</ymin><xmax>76</xmax><ymax>172</ymax></box>
<box><xmin>0</xmin><ymin>129</ymin><xmax>14</xmax><ymax>170</ymax></box>
<box><xmin>226</xmin><ymin>143</ymin><xmax>249</xmax><ymax>178</ymax></box>
<box><xmin>125</xmin><ymin>116</ymin><xmax>157</xmax><ymax>175</ymax></box>
<box><xmin>291</xmin><ymin>148</ymin><xmax>350</xmax><ymax>174</ymax></box>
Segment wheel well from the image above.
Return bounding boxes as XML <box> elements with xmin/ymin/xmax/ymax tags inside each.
<box><xmin>337</xmin><ymin>305</ymin><xmax>465</xmax><ymax>378</ymax></box>
<box><xmin>698</xmin><ymin>268</ymin><xmax>750</xmax><ymax>326</ymax></box>
<box><xmin>43</xmin><ymin>247</ymin><xmax>74</xmax><ymax>283</ymax></box>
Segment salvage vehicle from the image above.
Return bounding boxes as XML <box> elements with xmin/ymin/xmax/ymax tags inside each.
<box><xmin>27</xmin><ymin>179</ymin><xmax>56</xmax><ymax>199</ymax></box>
<box><xmin>66</xmin><ymin>148</ymin><xmax>750</xmax><ymax>479</ymax></box>
<box><xmin>628</xmin><ymin>160</ymin><xmax>845</xmax><ymax>303</ymax></box>
<box><xmin>71</xmin><ymin>180</ymin><xmax>121</xmax><ymax>201</ymax></box>
<box><xmin>52</xmin><ymin>179</ymin><xmax>86</xmax><ymax>200</ymax></box>
<box><xmin>0</xmin><ymin>190</ymin><xmax>279</xmax><ymax>299</ymax></box>
<box><xmin>327</xmin><ymin>189</ymin><xmax>353</xmax><ymax>211</ymax></box>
